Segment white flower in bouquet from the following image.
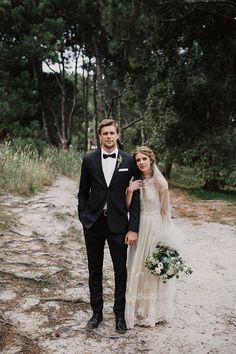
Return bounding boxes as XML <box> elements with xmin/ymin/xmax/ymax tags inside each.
<box><xmin>149</xmin><ymin>257</ymin><xmax>156</xmax><ymax>264</ymax></box>
<box><xmin>161</xmin><ymin>274</ymin><xmax>168</xmax><ymax>279</ymax></box>
<box><xmin>154</xmin><ymin>267</ymin><xmax>161</xmax><ymax>275</ymax></box>
<box><xmin>145</xmin><ymin>242</ymin><xmax>193</xmax><ymax>283</ymax></box>
<box><xmin>166</xmin><ymin>266</ymin><xmax>175</xmax><ymax>276</ymax></box>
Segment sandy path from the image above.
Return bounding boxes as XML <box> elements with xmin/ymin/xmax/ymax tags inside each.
<box><xmin>0</xmin><ymin>176</ymin><xmax>235</xmax><ymax>354</ymax></box>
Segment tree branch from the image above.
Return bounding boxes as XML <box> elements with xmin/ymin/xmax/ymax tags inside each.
<box><xmin>122</xmin><ymin>118</ymin><xmax>143</xmax><ymax>132</ymax></box>
<box><xmin>156</xmin><ymin>0</ymin><xmax>236</xmax><ymax>8</ymax></box>
<box><xmin>0</xmin><ymin>270</ymin><xmax>47</xmax><ymax>283</ymax></box>
<box><xmin>0</xmin><ymin>269</ymin><xmax>63</xmax><ymax>282</ymax></box>
<box><xmin>0</xmin><ymin>314</ymin><xmax>13</xmax><ymax>326</ymax></box>
<box><xmin>162</xmin><ymin>7</ymin><xmax>236</xmax><ymax>21</ymax></box>
<box><xmin>40</xmin><ymin>296</ymin><xmax>88</xmax><ymax>304</ymax></box>
<box><xmin>44</xmin><ymin>61</ymin><xmax>63</xmax><ymax>90</ymax></box>
<box><xmin>162</xmin><ymin>9</ymin><xmax>196</xmax><ymax>22</ymax></box>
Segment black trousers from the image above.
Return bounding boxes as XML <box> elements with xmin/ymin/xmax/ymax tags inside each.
<box><xmin>84</xmin><ymin>213</ymin><xmax>127</xmax><ymax>317</ymax></box>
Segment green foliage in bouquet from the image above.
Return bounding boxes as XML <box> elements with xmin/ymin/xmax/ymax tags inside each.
<box><xmin>145</xmin><ymin>242</ymin><xmax>192</xmax><ymax>282</ymax></box>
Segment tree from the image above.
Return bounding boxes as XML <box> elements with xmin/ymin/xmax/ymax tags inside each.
<box><xmin>145</xmin><ymin>2</ymin><xmax>236</xmax><ymax>188</ymax></box>
<box><xmin>0</xmin><ymin>0</ymin><xmax>83</xmax><ymax>148</ymax></box>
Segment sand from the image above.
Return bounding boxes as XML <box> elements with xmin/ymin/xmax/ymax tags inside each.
<box><xmin>0</xmin><ymin>176</ymin><xmax>235</xmax><ymax>354</ymax></box>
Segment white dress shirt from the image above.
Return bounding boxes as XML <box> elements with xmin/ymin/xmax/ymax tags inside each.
<box><xmin>101</xmin><ymin>147</ymin><xmax>118</xmax><ymax>187</ymax></box>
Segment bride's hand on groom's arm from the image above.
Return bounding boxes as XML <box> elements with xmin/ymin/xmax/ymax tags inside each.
<box><xmin>126</xmin><ymin>177</ymin><xmax>141</xmax><ymax>210</ymax></box>
<box><xmin>125</xmin><ymin>231</ymin><xmax>138</xmax><ymax>246</ymax></box>
<box><xmin>127</xmin><ymin>177</ymin><xmax>142</xmax><ymax>193</ymax></box>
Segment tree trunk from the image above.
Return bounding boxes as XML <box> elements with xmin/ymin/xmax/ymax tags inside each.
<box><xmin>68</xmin><ymin>48</ymin><xmax>79</xmax><ymax>148</ymax></box>
<box><xmin>203</xmin><ymin>179</ymin><xmax>220</xmax><ymax>191</ymax></box>
<box><xmin>93</xmin><ymin>71</ymin><xmax>99</xmax><ymax>148</ymax></box>
<box><xmin>33</xmin><ymin>59</ymin><xmax>59</xmax><ymax>147</ymax></box>
<box><xmin>82</xmin><ymin>55</ymin><xmax>89</xmax><ymax>152</ymax></box>
<box><xmin>92</xmin><ymin>36</ymin><xmax>106</xmax><ymax>122</ymax></box>
<box><xmin>117</xmin><ymin>93</ymin><xmax>121</xmax><ymax>124</ymax></box>
<box><xmin>164</xmin><ymin>161</ymin><xmax>173</xmax><ymax>179</ymax></box>
<box><xmin>60</xmin><ymin>52</ymin><xmax>67</xmax><ymax>150</ymax></box>
<box><xmin>141</xmin><ymin>118</ymin><xmax>145</xmax><ymax>145</ymax></box>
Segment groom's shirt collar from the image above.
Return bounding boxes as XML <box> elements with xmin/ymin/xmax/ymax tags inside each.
<box><xmin>101</xmin><ymin>147</ymin><xmax>118</xmax><ymax>158</ymax></box>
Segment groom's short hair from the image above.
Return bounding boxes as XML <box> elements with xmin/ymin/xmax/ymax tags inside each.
<box><xmin>98</xmin><ymin>119</ymin><xmax>119</xmax><ymax>135</ymax></box>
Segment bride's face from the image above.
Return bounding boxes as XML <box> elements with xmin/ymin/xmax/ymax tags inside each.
<box><xmin>135</xmin><ymin>152</ymin><xmax>151</xmax><ymax>176</ymax></box>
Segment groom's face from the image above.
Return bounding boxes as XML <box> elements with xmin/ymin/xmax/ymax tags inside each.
<box><xmin>100</xmin><ymin>125</ymin><xmax>119</xmax><ymax>152</ymax></box>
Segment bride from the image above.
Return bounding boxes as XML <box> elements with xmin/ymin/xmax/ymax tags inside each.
<box><xmin>125</xmin><ymin>146</ymin><xmax>183</xmax><ymax>328</ymax></box>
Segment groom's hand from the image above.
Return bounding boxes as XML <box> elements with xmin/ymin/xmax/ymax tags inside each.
<box><xmin>125</xmin><ymin>231</ymin><xmax>138</xmax><ymax>246</ymax></box>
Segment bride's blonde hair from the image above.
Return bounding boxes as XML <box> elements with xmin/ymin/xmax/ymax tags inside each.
<box><xmin>132</xmin><ymin>146</ymin><xmax>156</xmax><ymax>176</ymax></box>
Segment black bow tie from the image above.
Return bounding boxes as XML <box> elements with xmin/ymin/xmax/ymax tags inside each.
<box><xmin>103</xmin><ymin>153</ymin><xmax>116</xmax><ymax>159</ymax></box>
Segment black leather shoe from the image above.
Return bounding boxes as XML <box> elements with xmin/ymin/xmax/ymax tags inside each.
<box><xmin>115</xmin><ymin>317</ymin><xmax>128</xmax><ymax>333</ymax></box>
<box><xmin>86</xmin><ymin>313</ymin><xmax>103</xmax><ymax>330</ymax></box>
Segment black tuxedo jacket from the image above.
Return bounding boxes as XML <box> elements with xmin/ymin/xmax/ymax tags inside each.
<box><xmin>78</xmin><ymin>148</ymin><xmax>140</xmax><ymax>234</ymax></box>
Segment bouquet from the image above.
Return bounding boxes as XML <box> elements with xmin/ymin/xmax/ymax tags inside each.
<box><xmin>145</xmin><ymin>242</ymin><xmax>192</xmax><ymax>282</ymax></box>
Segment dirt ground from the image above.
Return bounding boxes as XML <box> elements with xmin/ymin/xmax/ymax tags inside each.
<box><xmin>0</xmin><ymin>176</ymin><xmax>235</xmax><ymax>354</ymax></box>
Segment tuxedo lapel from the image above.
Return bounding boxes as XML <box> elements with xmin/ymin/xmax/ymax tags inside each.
<box><xmin>109</xmin><ymin>150</ymin><xmax>123</xmax><ymax>187</ymax></box>
<box><xmin>94</xmin><ymin>149</ymin><xmax>107</xmax><ymax>186</ymax></box>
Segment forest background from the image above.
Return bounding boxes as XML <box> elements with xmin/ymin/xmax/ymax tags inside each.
<box><xmin>0</xmin><ymin>0</ymin><xmax>236</xmax><ymax>199</ymax></box>
<box><xmin>0</xmin><ymin>3</ymin><xmax>236</xmax><ymax>353</ymax></box>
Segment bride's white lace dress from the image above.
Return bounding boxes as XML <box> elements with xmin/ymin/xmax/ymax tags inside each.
<box><xmin>125</xmin><ymin>171</ymin><xmax>182</xmax><ymax>328</ymax></box>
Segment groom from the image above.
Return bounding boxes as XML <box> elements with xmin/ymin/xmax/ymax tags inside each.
<box><xmin>78</xmin><ymin>119</ymin><xmax>140</xmax><ymax>333</ymax></box>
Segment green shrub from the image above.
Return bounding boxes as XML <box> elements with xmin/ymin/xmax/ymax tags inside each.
<box><xmin>169</xmin><ymin>164</ymin><xmax>203</xmax><ymax>189</ymax></box>
<box><xmin>169</xmin><ymin>164</ymin><xmax>236</xmax><ymax>203</ymax></box>
<box><xmin>11</xmin><ymin>121</ymin><xmax>47</xmax><ymax>153</ymax></box>
<box><xmin>183</xmin><ymin>131</ymin><xmax>236</xmax><ymax>190</ymax></box>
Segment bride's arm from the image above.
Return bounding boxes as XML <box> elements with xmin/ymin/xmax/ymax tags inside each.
<box><xmin>126</xmin><ymin>177</ymin><xmax>141</xmax><ymax>209</ymax></box>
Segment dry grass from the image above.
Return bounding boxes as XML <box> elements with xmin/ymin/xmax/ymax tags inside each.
<box><xmin>171</xmin><ymin>188</ymin><xmax>236</xmax><ymax>225</ymax></box>
<box><xmin>0</xmin><ymin>204</ymin><xmax>16</xmax><ymax>230</ymax></box>
<box><xmin>0</xmin><ymin>322</ymin><xmax>44</xmax><ymax>354</ymax></box>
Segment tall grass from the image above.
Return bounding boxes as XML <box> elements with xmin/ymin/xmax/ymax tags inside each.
<box><xmin>0</xmin><ymin>142</ymin><xmax>82</xmax><ymax>196</ymax></box>
<box><xmin>43</xmin><ymin>147</ymin><xmax>82</xmax><ymax>180</ymax></box>
<box><xmin>0</xmin><ymin>142</ymin><xmax>53</xmax><ymax>195</ymax></box>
